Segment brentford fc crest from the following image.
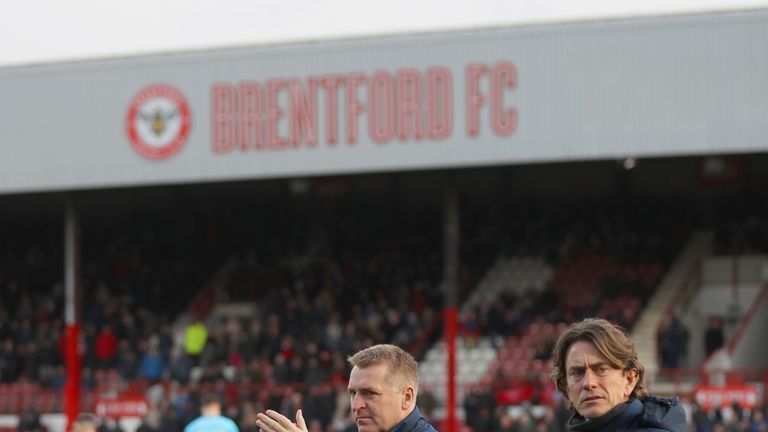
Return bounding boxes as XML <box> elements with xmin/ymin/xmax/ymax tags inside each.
<box><xmin>126</xmin><ymin>84</ymin><xmax>191</xmax><ymax>160</ymax></box>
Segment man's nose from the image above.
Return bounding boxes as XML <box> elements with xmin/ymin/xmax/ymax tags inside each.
<box><xmin>351</xmin><ymin>393</ymin><xmax>366</xmax><ymax>411</ymax></box>
<box><xmin>582</xmin><ymin>369</ymin><xmax>598</xmax><ymax>389</ymax></box>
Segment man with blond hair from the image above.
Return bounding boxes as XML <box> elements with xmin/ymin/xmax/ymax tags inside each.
<box><xmin>551</xmin><ymin>318</ymin><xmax>686</xmax><ymax>431</ymax></box>
<box><xmin>257</xmin><ymin>344</ymin><xmax>437</xmax><ymax>432</ymax></box>
<box><xmin>70</xmin><ymin>413</ymin><xmax>99</xmax><ymax>432</ymax></box>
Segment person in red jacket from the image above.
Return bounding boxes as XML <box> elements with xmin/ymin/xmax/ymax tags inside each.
<box><xmin>94</xmin><ymin>324</ymin><xmax>118</xmax><ymax>370</ymax></box>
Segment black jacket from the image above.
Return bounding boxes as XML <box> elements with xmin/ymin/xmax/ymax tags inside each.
<box><xmin>568</xmin><ymin>396</ymin><xmax>686</xmax><ymax>432</ymax></box>
<box><xmin>390</xmin><ymin>406</ymin><xmax>438</xmax><ymax>432</ymax></box>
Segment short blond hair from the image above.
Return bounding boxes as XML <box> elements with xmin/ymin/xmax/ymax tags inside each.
<box><xmin>348</xmin><ymin>344</ymin><xmax>418</xmax><ymax>392</ymax></box>
<box><xmin>71</xmin><ymin>413</ymin><xmax>99</xmax><ymax>432</ymax></box>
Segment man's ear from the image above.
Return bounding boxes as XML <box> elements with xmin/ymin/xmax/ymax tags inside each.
<box><xmin>402</xmin><ymin>386</ymin><xmax>415</xmax><ymax>410</ymax></box>
<box><xmin>623</xmin><ymin>369</ymin><xmax>639</xmax><ymax>398</ymax></box>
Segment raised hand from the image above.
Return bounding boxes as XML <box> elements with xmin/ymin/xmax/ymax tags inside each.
<box><xmin>256</xmin><ymin>409</ymin><xmax>308</xmax><ymax>432</ymax></box>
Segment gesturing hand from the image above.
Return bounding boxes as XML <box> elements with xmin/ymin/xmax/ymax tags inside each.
<box><xmin>256</xmin><ymin>409</ymin><xmax>308</xmax><ymax>432</ymax></box>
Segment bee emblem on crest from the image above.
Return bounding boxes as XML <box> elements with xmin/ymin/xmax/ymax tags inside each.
<box><xmin>126</xmin><ymin>84</ymin><xmax>191</xmax><ymax>160</ymax></box>
<box><xmin>139</xmin><ymin>108</ymin><xmax>179</xmax><ymax>137</ymax></box>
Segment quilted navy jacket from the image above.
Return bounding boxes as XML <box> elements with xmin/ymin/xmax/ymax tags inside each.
<box><xmin>568</xmin><ymin>396</ymin><xmax>687</xmax><ymax>432</ymax></box>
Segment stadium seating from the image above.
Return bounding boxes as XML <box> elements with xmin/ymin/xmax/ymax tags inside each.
<box><xmin>3</xmin><ymin>189</ymin><xmax>768</xmax><ymax>432</ymax></box>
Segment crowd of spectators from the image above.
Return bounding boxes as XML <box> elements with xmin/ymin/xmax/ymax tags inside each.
<box><xmin>0</xmin><ymin>185</ymin><xmax>451</xmax><ymax>432</ymax></box>
<box><xmin>2</xmin><ymin>187</ymin><xmax>768</xmax><ymax>432</ymax></box>
<box><xmin>455</xmin><ymin>197</ymin><xmax>691</xmax><ymax>403</ymax></box>
<box><xmin>689</xmin><ymin>401</ymin><xmax>768</xmax><ymax>432</ymax></box>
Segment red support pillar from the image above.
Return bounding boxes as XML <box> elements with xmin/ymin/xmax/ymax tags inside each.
<box><xmin>64</xmin><ymin>323</ymin><xmax>81</xmax><ymax>432</ymax></box>
<box><xmin>444</xmin><ymin>307</ymin><xmax>458</xmax><ymax>432</ymax></box>
<box><xmin>442</xmin><ymin>180</ymin><xmax>459</xmax><ymax>432</ymax></box>
<box><xmin>64</xmin><ymin>195</ymin><xmax>82</xmax><ymax>432</ymax></box>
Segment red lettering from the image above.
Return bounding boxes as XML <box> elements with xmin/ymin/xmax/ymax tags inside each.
<box><xmin>239</xmin><ymin>81</ymin><xmax>263</xmax><ymax>151</ymax></box>
<box><xmin>466</xmin><ymin>64</ymin><xmax>487</xmax><ymax>137</ymax></box>
<box><xmin>266</xmin><ymin>79</ymin><xmax>289</xmax><ymax>150</ymax></box>
<box><xmin>320</xmin><ymin>74</ymin><xmax>343</xmax><ymax>145</ymax></box>
<box><xmin>369</xmin><ymin>71</ymin><xmax>394</xmax><ymax>144</ymax></box>
<box><xmin>210</xmin><ymin>63</ymin><xmax>505</xmax><ymax>153</ymax></box>
<box><xmin>290</xmin><ymin>78</ymin><xmax>317</xmax><ymax>147</ymax></box>
<box><xmin>211</xmin><ymin>83</ymin><xmax>237</xmax><ymax>153</ymax></box>
<box><xmin>345</xmin><ymin>73</ymin><xmax>367</xmax><ymax>145</ymax></box>
<box><xmin>397</xmin><ymin>69</ymin><xmax>423</xmax><ymax>141</ymax></box>
<box><xmin>426</xmin><ymin>67</ymin><xmax>453</xmax><ymax>140</ymax></box>
<box><xmin>491</xmin><ymin>61</ymin><xmax>517</xmax><ymax>136</ymax></box>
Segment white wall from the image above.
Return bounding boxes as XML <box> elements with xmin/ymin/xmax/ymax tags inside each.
<box><xmin>682</xmin><ymin>256</ymin><xmax>767</xmax><ymax>368</ymax></box>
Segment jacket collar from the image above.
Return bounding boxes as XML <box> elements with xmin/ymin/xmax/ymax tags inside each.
<box><xmin>389</xmin><ymin>406</ymin><xmax>425</xmax><ymax>432</ymax></box>
<box><xmin>568</xmin><ymin>398</ymin><xmax>641</xmax><ymax>432</ymax></box>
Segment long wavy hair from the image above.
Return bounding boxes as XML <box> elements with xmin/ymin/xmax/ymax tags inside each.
<box><xmin>550</xmin><ymin>318</ymin><xmax>647</xmax><ymax>404</ymax></box>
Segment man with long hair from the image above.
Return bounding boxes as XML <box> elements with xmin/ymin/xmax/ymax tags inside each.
<box><xmin>551</xmin><ymin>318</ymin><xmax>686</xmax><ymax>431</ymax></box>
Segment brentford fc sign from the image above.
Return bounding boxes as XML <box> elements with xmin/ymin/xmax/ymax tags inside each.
<box><xmin>210</xmin><ymin>61</ymin><xmax>518</xmax><ymax>153</ymax></box>
<box><xmin>125</xmin><ymin>62</ymin><xmax>517</xmax><ymax>160</ymax></box>
<box><xmin>126</xmin><ymin>84</ymin><xmax>191</xmax><ymax>160</ymax></box>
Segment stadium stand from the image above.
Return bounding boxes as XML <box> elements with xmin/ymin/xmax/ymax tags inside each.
<box><xmin>1</xmin><ymin>168</ymin><xmax>768</xmax><ymax>431</ymax></box>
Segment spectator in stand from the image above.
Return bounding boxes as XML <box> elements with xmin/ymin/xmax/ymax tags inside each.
<box><xmin>303</xmin><ymin>357</ymin><xmax>327</xmax><ymax>386</ymax></box>
<box><xmin>139</xmin><ymin>345</ymin><xmax>165</xmax><ymax>381</ymax></box>
<box><xmin>468</xmin><ymin>405</ymin><xmax>495</xmax><ymax>432</ymax></box>
<box><xmin>495</xmin><ymin>409</ymin><xmax>516</xmax><ymax>432</ymax></box>
<box><xmin>272</xmin><ymin>353</ymin><xmax>289</xmax><ymax>384</ymax></box>
<box><xmin>160</xmin><ymin>403</ymin><xmax>183</xmax><ymax>432</ymax></box>
<box><xmin>71</xmin><ymin>413</ymin><xmax>100</xmax><ymax>432</ymax></box>
<box><xmin>279</xmin><ymin>391</ymin><xmax>303</xmax><ymax>423</ymax></box>
<box><xmin>704</xmin><ymin>317</ymin><xmax>725</xmax><ymax>358</ymax></box>
<box><xmin>17</xmin><ymin>407</ymin><xmax>45</xmax><ymax>432</ymax></box>
<box><xmin>0</xmin><ymin>338</ymin><xmax>20</xmax><ymax>383</ymax></box>
<box><xmin>415</xmin><ymin>389</ymin><xmax>436</xmax><ymax>421</ymax></box>
<box><xmin>750</xmin><ymin>410</ymin><xmax>768</xmax><ymax>432</ymax></box>
<box><xmin>712</xmin><ymin>422</ymin><xmax>726</xmax><ymax>432</ymax></box>
<box><xmin>94</xmin><ymin>324</ymin><xmax>118</xmax><ymax>370</ymax></box>
<box><xmin>551</xmin><ymin>318</ymin><xmax>686</xmax><ymax>431</ymax></box>
<box><xmin>115</xmin><ymin>340</ymin><xmax>138</xmax><ymax>380</ymax></box>
<box><xmin>540</xmin><ymin>405</ymin><xmax>565</xmax><ymax>432</ymax></box>
<box><xmin>657</xmin><ymin>315</ymin><xmax>689</xmax><ymax>369</ymax></box>
<box><xmin>689</xmin><ymin>402</ymin><xmax>713</xmax><ymax>432</ymax></box>
<box><xmin>99</xmin><ymin>417</ymin><xmax>126</xmax><ymax>432</ymax></box>
<box><xmin>184</xmin><ymin>393</ymin><xmax>239</xmax><ymax>432</ymax></box>
<box><xmin>286</xmin><ymin>356</ymin><xmax>304</xmax><ymax>384</ymax></box>
<box><xmin>171</xmin><ymin>350</ymin><xmax>193</xmax><ymax>384</ymax></box>
<box><xmin>256</xmin><ymin>344</ymin><xmax>437</xmax><ymax>432</ymax></box>
<box><xmin>464</xmin><ymin>385</ymin><xmax>495</xmax><ymax>432</ymax></box>
<box><xmin>117</xmin><ymin>310</ymin><xmax>141</xmax><ymax>352</ymax></box>
<box><xmin>157</xmin><ymin>322</ymin><xmax>175</xmax><ymax>365</ymax></box>
<box><xmin>135</xmin><ymin>417</ymin><xmax>156</xmax><ymax>432</ymax></box>
<box><xmin>516</xmin><ymin>410</ymin><xmax>537</xmax><ymax>432</ymax></box>
<box><xmin>184</xmin><ymin>320</ymin><xmax>208</xmax><ymax>367</ymax></box>
<box><xmin>730</xmin><ymin>399</ymin><xmax>744</xmax><ymax>425</ymax></box>
<box><xmin>20</xmin><ymin>340</ymin><xmax>43</xmax><ymax>382</ymax></box>
<box><xmin>239</xmin><ymin>403</ymin><xmax>262</xmax><ymax>432</ymax></box>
